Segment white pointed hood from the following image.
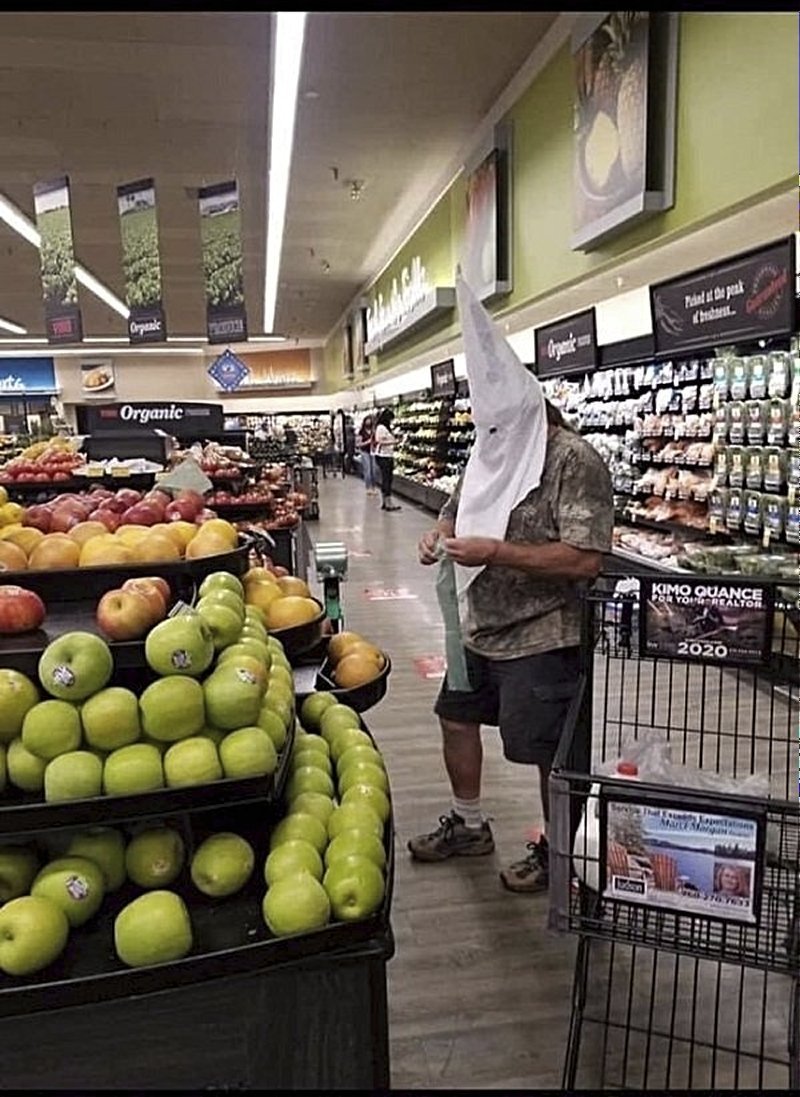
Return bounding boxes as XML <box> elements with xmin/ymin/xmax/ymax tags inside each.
<box><xmin>453</xmin><ymin>272</ymin><xmax>547</xmax><ymax>598</ymax></box>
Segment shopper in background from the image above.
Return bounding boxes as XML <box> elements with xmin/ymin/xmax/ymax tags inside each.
<box><xmin>373</xmin><ymin>408</ymin><xmax>401</xmax><ymax>512</ymax></box>
<box><xmin>408</xmin><ymin>274</ymin><xmax>613</xmax><ymax>894</ymax></box>
<box><xmin>358</xmin><ymin>414</ymin><xmax>379</xmax><ymax>496</ymax></box>
<box><xmin>343</xmin><ymin>414</ymin><xmax>356</xmax><ymax>476</ymax></box>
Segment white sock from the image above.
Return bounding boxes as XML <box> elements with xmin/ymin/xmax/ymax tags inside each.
<box><xmin>453</xmin><ymin>796</ymin><xmax>483</xmax><ymax>829</ymax></box>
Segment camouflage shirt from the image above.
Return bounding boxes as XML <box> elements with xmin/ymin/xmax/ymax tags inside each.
<box><xmin>440</xmin><ymin>426</ymin><xmax>614</xmax><ymax>659</ymax></box>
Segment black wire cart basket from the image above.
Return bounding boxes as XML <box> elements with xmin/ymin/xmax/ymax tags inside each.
<box><xmin>549</xmin><ymin>572</ymin><xmax>799</xmax><ymax>1091</ymax></box>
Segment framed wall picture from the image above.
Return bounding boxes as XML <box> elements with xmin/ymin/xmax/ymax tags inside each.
<box><xmin>462</xmin><ymin>122</ymin><xmax>513</xmax><ymax>302</ymax></box>
<box><xmin>351</xmin><ymin>303</ymin><xmax>369</xmax><ymax>373</ymax></box>
<box><xmin>571</xmin><ymin>11</ymin><xmax>679</xmax><ymax>251</ymax></box>
<box><xmin>342</xmin><ymin>322</ymin><xmax>354</xmax><ymax>379</ymax></box>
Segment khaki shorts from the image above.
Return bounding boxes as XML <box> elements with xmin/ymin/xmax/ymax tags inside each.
<box><xmin>434</xmin><ymin>645</ymin><xmax>581</xmax><ymax>767</ymax></box>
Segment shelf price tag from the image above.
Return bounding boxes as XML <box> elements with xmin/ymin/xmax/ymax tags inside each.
<box><xmin>762</xmin><ymin>527</ymin><xmax>771</xmax><ymax>549</ymax></box>
<box><xmin>110</xmin><ymin>467</ymin><xmax>131</xmax><ymax>478</ymax></box>
<box><xmin>789</xmin><ymin>484</ymin><xmax>797</xmax><ymax>506</ymax></box>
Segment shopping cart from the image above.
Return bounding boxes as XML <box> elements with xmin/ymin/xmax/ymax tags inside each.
<box><xmin>549</xmin><ymin>573</ymin><xmax>799</xmax><ymax>1091</ymax></box>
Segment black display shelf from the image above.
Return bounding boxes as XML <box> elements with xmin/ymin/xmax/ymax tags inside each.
<box><xmin>315</xmin><ymin>655</ymin><xmax>391</xmax><ymax>713</ymax></box>
<box><xmin>270</xmin><ymin>599</ymin><xmax>326</xmax><ymax>662</ymax></box>
<box><xmin>211</xmin><ymin>501</ymin><xmax>273</xmax><ymax>522</ymax></box>
<box><xmin>1</xmin><ymin>472</ymin><xmax>158</xmax><ymax>502</ymax></box>
<box><xmin>0</xmin><ymin>721</ymin><xmax>294</xmax><ymax>837</ymax></box>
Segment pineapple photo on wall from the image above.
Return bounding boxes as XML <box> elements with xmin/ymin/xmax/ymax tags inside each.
<box><xmin>573</xmin><ymin>11</ymin><xmax>649</xmax><ymax>241</ymax></box>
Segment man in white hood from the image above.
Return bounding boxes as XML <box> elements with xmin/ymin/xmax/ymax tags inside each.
<box><xmin>408</xmin><ymin>275</ymin><xmax>614</xmax><ymax>893</ymax></box>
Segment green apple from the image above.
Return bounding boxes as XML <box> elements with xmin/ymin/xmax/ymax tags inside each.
<box><xmin>218</xmin><ymin>726</ymin><xmax>277</xmax><ymax>779</ymax></box>
<box><xmin>66</xmin><ymin>828</ymin><xmax>126</xmax><ymax>891</ymax></box>
<box><xmin>299</xmin><ymin>691</ymin><xmax>338</xmax><ymax>732</ymax></box>
<box><xmin>218</xmin><ymin>636</ymin><xmax>271</xmax><ymax>666</ymax></box>
<box><xmin>286</xmin><ymin>765</ymin><xmax>335</xmax><ymax>801</ymax></box>
<box><xmin>103</xmin><ymin>743</ymin><xmax>164</xmax><ymax>796</ymax></box>
<box><xmin>81</xmin><ymin>687</ymin><xmax>141</xmax><ymax>752</ymax></box>
<box><xmin>217</xmin><ymin>642</ymin><xmax>271</xmax><ymax>674</ymax></box>
<box><xmin>0</xmin><ymin>669</ymin><xmax>39</xmax><ymax>744</ymax></box>
<box><xmin>22</xmin><ymin>700</ymin><xmax>82</xmax><ymax>761</ymax></box>
<box><xmin>290</xmin><ymin>791</ymin><xmax>336</xmax><ymax>827</ymax></box>
<box><xmin>264</xmin><ymin>838</ymin><xmax>323</xmax><ymax>886</ymax></box>
<box><xmin>197</xmin><ymin>724</ymin><xmax>226</xmax><ymax>747</ymax></box>
<box><xmin>197</xmin><ymin>588</ymin><xmax>245</xmax><ymax>619</ymax></box>
<box><xmin>125</xmin><ymin>827</ymin><xmax>185</xmax><ymax>888</ymax></box>
<box><xmin>341</xmin><ymin>783</ymin><xmax>391</xmax><ymax>825</ymax></box>
<box><xmin>199</xmin><ymin>571</ymin><xmax>244</xmax><ymax>600</ymax></box>
<box><xmin>139</xmin><ymin>676</ymin><xmax>206</xmax><ymax>742</ymax></box>
<box><xmin>6</xmin><ymin>737</ymin><xmax>46</xmax><ymax>792</ymax></box>
<box><xmin>270</xmin><ymin>654</ymin><xmax>292</xmax><ymax>676</ymax></box>
<box><xmin>164</xmin><ymin>736</ymin><xmax>223</xmax><ymax>788</ymax></box>
<box><xmin>329</xmin><ymin>727</ymin><xmax>374</xmax><ymax>763</ymax></box>
<box><xmin>267</xmin><ymin>664</ymin><xmax>293</xmax><ymax>691</ymax></box>
<box><xmin>240</xmin><ymin>622</ymin><xmax>268</xmax><ymax>642</ymax></box>
<box><xmin>190</xmin><ymin>832</ymin><xmax>254</xmax><ymax>897</ymax></box>
<box><xmin>338</xmin><ymin>762</ymin><xmax>390</xmax><ymax>796</ymax></box>
<box><xmin>337</xmin><ymin>744</ymin><xmax>385</xmax><ymax>774</ymax></box>
<box><xmin>320</xmin><ymin>704</ymin><xmax>361</xmax><ymax>743</ymax></box>
<box><xmin>0</xmin><ymin>845</ymin><xmax>40</xmax><ymax>902</ymax></box>
<box><xmin>323</xmin><ymin>855</ymin><xmax>385</xmax><ymax>922</ymax></box>
<box><xmin>262</xmin><ymin>874</ymin><xmax>330</xmax><ymax>937</ymax></box>
<box><xmin>293</xmin><ymin>732</ymin><xmax>330</xmax><ymax>759</ymax></box>
<box><xmin>45</xmin><ymin>751</ymin><xmax>104</xmax><ymax>802</ymax></box>
<box><xmin>266</xmin><ymin>635</ymin><xmax>285</xmax><ymax>652</ymax></box>
<box><xmin>256</xmin><ymin>705</ymin><xmax>288</xmax><ymax>752</ymax></box>
<box><xmin>145</xmin><ymin>614</ymin><xmax>214</xmax><ymax>678</ymax></box>
<box><xmin>114</xmin><ymin>890</ymin><xmax>192</xmax><ymax>968</ymax></box>
<box><xmin>260</xmin><ymin>690</ymin><xmax>293</xmax><ymax>730</ymax></box>
<box><xmin>31</xmin><ymin>855</ymin><xmax>105</xmax><ymax>927</ymax></box>
<box><xmin>291</xmin><ymin>749</ymin><xmax>332</xmax><ymax>776</ymax></box>
<box><xmin>195</xmin><ymin>600</ymin><xmax>243</xmax><ymax>651</ymax></box>
<box><xmin>244</xmin><ymin>605</ymin><xmax>266</xmax><ymax>626</ymax></box>
<box><xmin>0</xmin><ymin>895</ymin><xmax>70</xmax><ymax>976</ymax></box>
<box><xmin>327</xmin><ymin>802</ymin><xmax>383</xmax><ymax>841</ymax></box>
<box><xmin>38</xmin><ymin>631</ymin><xmax>113</xmax><ymax>702</ymax></box>
<box><xmin>204</xmin><ymin>665</ymin><xmax>264</xmax><ymax>731</ymax></box>
<box><xmin>324</xmin><ymin>828</ymin><xmax>387</xmax><ymax>871</ymax></box>
<box><xmin>269</xmin><ymin>812</ymin><xmax>328</xmax><ymax>855</ymax></box>
<box><xmin>0</xmin><ymin>742</ymin><xmax>5</xmax><ymax>792</ymax></box>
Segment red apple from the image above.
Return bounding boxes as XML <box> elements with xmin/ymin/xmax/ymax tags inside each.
<box><xmin>49</xmin><ymin>507</ymin><xmax>81</xmax><ymax>533</ymax></box>
<box><xmin>0</xmin><ymin>585</ymin><xmax>46</xmax><ymax>634</ymax></box>
<box><xmin>115</xmin><ymin>489</ymin><xmax>143</xmax><ymax>510</ymax></box>
<box><xmin>164</xmin><ymin>498</ymin><xmax>198</xmax><ymax>523</ymax></box>
<box><xmin>23</xmin><ymin>505</ymin><xmax>52</xmax><ymax>533</ymax></box>
<box><xmin>88</xmin><ymin>508</ymin><xmax>121</xmax><ymax>533</ymax></box>
<box><xmin>98</xmin><ymin>496</ymin><xmax>127</xmax><ymax>514</ymax></box>
<box><xmin>120</xmin><ymin>578</ymin><xmax>167</xmax><ymax>622</ymax></box>
<box><xmin>176</xmin><ymin>489</ymin><xmax>205</xmax><ymax>510</ymax></box>
<box><xmin>119</xmin><ymin>502</ymin><xmax>160</xmax><ymax>527</ymax></box>
<box><xmin>96</xmin><ymin>588</ymin><xmax>156</xmax><ymax>641</ymax></box>
<box><xmin>194</xmin><ymin>508</ymin><xmax>218</xmax><ymax>525</ymax></box>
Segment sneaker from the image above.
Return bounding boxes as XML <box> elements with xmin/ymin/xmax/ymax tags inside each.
<box><xmin>500</xmin><ymin>836</ymin><xmax>549</xmax><ymax>893</ymax></box>
<box><xmin>382</xmin><ymin>502</ymin><xmax>401</xmax><ymax>511</ymax></box>
<box><xmin>408</xmin><ymin>811</ymin><xmax>495</xmax><ymax>862</ymax></box>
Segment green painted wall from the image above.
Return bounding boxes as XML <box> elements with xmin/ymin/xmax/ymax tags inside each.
<box><xmin>321</xmin><ymin>11</ymin><xmax>796</xmax><ymax>393</ymax></box>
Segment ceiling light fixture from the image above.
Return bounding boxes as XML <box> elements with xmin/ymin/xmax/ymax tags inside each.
<box><xmin>0</xmin><ymin>316</ymin><xmax>27</xmax><ymax>335</ymax></box>
<box><xmin>348</xmin><ymin>179</ymin><xmax>364</xmax><ymax>201</ymax></box>
<box><xmin>263</xmin><ymin>11</ymin><xmax>308</xmax><ymax>335</ymax></box>
<box><xmin>0</xmin><ymin>191</ymin><xmax>130</xmax><ymax>320</ymax></box>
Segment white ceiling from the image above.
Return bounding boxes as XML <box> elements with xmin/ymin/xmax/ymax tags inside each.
<box><xmin>0</xmin><ymin>10</ymin><xmax>559</xmax><ymax>343</ymax></box>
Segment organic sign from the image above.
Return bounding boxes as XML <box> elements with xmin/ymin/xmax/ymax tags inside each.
<box><xmin>534</xmin><ymin>309</ymin><xmax>598</xmax><ymax>378</ymax></box>
<box><xmin>602</xmin><ymin>795</ymin><xmax>763</xmax><ymax>925</ymax></box>
<box><xmin>32</xmin><ymin>176</ymin><xmax>83</xmax><ymax>344</ymax></box>
<box><xmin>639</xmin><ymin>577</ymin><xmax>773</xmax><ymax>667</ymax></box>
<box><xmin>81</xmin><ymin>401</ymin><xmax>224</xmax><ymax>437</ymax></box>
<box><xmin>198</xmin><ymin>181</ymin><xmax>248</xmax><ymax>344</ymax></box>
<box><xmin>117</xmin><ymin>178</ymin><xmax>167</xmax><ymax>344</ymax></box>
<box><xmin>650</xmin><ymin>238</ymin><xmax>795</xmax><ymax>354</ymax></box>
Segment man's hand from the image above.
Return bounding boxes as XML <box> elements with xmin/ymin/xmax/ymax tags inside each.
<box><xmin>418</xmin><ymin>528</ymin><xmax>442</xmax><ymax>566</ymax></box>
<box><xmin>442</xmin><ymin>537</ymin><xmax>501</xmax><ymax>567</ymax></box>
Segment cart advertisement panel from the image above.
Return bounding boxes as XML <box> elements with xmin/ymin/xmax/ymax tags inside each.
<box><xmin>117</xmin><ymin>178</ymin><xmax>167</xmax><ymax>343</ymax></box>
<box><xmin>601</xmin><ymin>795</ymin><xmax>764</xmax><ymax>925</ymax></box>
<box><xmin>32</xmin><ymin>175</ymin><xmax>83</xmax><ymax>344</ymax></box>
<box><xmin>639</xmin><ymin>576</ymin><xmax>774</xmax><ymax>667</ymax></box>
<box><xmin>198</xmin><ymin>180</ymin><xmax>248</xmax><ymax>344</ymax></box>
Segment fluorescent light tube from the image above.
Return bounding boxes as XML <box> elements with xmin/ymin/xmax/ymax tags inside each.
<box><xmin>263</xmin><ymin>12</ymin><xmax>307</xmax><ymax>334</ymax></box>
<box><xmin>0</xmin><ymin>317</ymin><xmax>27</xmax><ymax>335</ymax></box>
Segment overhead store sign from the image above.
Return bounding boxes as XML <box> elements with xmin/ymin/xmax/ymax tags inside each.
<box><xmin>198</xmin><ymin>180</ymin><xmax>248</xmax><ymax>345</ymax></box>
<box><xmin>534</xmin><ymin>308</ymin><xmax>598</xmax><ymax>378</ymax></box>
<box><xmin>32</xmin><ymin>176</ymin><xmax>83</xmax><ymax>345</ymax></box>
<box><xmin>82</xmin><ymin>401</ymin><xmax>224</xmax><ymax>437</ymax></box>
<box><xmin>650</xmin><ymin>237</ymin><xmax>795</xmax><ymax>355</ymax></box>
<box><xmin>117</xmin><ymin>177</ymin><xmax>168</xmax><ymax>344</ymax></box>
<box><xmin>365</xmin><ymin>257</ymin><xmax>456</xmax><ymax>356</ymax></box>
<box><xmin>0</xmin><ymin>357</ymin><xmax>57</xmax><ymax>395</ymax></box>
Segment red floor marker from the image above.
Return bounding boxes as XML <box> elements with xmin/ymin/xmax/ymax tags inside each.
<box><xmin>413</xmin><ymin>655</ymin><xmax>446</xmax><ymax>679</ymax></box>
<box><xmin>363</xmin><ymin>586</ymin><xmax>418</xmax><ymax>601</ymax></box>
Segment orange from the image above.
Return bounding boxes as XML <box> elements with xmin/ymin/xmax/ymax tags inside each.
<box><xmin>265</xmin><ymin>596</ymin><xmax>321</xmax><ymax>631</ymax></box>
<box><xmin>327</xmin><ymin>631</ymin><xmax>365</xmax><ymax>664</ymax></box>
<box><xmin>196</xmin><ymin>518</ymin><xmax>238</xmax><ymax>547</ymax></box>
<box><xmin>0</xmin><ymin>540</ymin><xmax>28</xmax><ymax>572</ymax></box>
<box><xmin>79</xmin><ymin>537</ymin><xmax>133</xmax><ymax>568</ymax></box>
<box><xmin>277</xmin><ymin>575</ymin><xmax>311</xmax><ymax>599</ymax></box>
<box><xmin>115</xmin><ymin>525</ymin><xmax>152</xmax><ymax>547</ymax></box>
<box><xmin>69</xmin><ymin>521</ymin><xmax>111</xmax><ymax>548</ymax></box>
<box><xmin>245</xmin><ymin>580</ymin><xmax>284</xmax><ymax>615</ymax></box>
<box><xmin>2</xmin><ymin>527</ymin><xmax>44</xmax><ymax>557</ymax></box>
<box><xmin>185</xmin><ymin>532</ymin><xmax>232</xmax><ymax>559</ymax></box>
<box><xmin>342</xmin><ymin>640</ymin><xmax>385</xmax><ymax>669</ymax></box>
<box><xmin>28</xmin><ymin>534</ymin><xmax>81</xmax><ymax>570</ymax></box>
<box><xmin>161</xmin><ymin>521</ymin><xmax>196</xmax><ymax>551</ymax></box>
<box><xmin>333</xmin><ymin>653</ymin><xmax>382</xmax><ymax>689</ymax></box>
<box><xmin>131</xmin><ymin>533</ymin><xmax>181</xmax><ymax>564</ymax></box>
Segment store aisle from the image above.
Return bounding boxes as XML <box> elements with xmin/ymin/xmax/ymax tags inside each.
<box><xmin>303</xmin><ymin>476</ymin><xmax>576</xmax><ymax>1091</ymax></box>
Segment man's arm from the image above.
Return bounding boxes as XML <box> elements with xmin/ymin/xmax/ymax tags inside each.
<box><xmin>418</xmin><ymin>476</ymin><xmax>461</xmax><ymax>564</ymax></box>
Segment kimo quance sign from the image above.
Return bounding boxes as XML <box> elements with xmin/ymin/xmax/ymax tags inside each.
<box><xmin>78</xmin><ymin>401</ymin><xmax>224</xmax><ymax>437</ymax></box>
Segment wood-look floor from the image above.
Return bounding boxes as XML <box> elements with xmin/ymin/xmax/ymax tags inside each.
<box><xmin>307</xmin><ymin>476</ymin><xmax>797</xmax><ymax>1091</ymax></box>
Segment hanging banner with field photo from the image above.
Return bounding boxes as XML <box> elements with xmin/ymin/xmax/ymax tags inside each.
<box><xmin>32</xmin><ymin>176</ymin><xmax>83</xmax><ymax>344</ymax></box>
<box><xmin>639</xmin><ymin>577</ymin><xmax>774</xmax><ymax>668</ymax></box>
<box><xmin>198</xmin><ymin>180</ymin><xmax>248</xmax><ymax>344</ymax></box>
<box><xmin>117</xmin><ymin>178</ymin><xmax>167</xmax><ymax>344</ymax></box>
<box><xmin>601</xmin><ymin>795</ymin><xmax>764</xmax><ymax>925</ymax></box>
